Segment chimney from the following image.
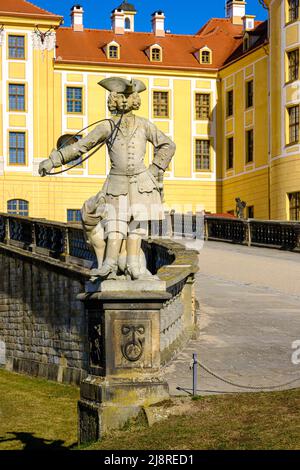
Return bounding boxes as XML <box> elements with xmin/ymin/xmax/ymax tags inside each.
<box><xmin>226</xmin><ymin>0</ymin><xmax>246</xmax><ymax>25</ymax></box>
<box><xmin>152</xmin><ymin>11</ymin><xmax>165</xmax><ymax>37</ymax></box>
<box><xmin>111</xmin><ymin>8</ymin><xmax>125</xmax><ymax>35</ymax></box>
<box><xmin>71</xmin><ymin>5</ymin><xmax>84</xmax><ymax>32</ymax></box>
<box><xmin>242</xmin><ymin>14</ymin><xmax>256</xmax><ymax>31</ymax></box>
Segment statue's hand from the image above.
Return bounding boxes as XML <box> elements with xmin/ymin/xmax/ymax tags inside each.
<box><xmin>38</xmin><ymin>158</ymin><xmax>53</xmax><ymax>177</ymax></box>
<box><xmin>39</xmin><ymin>148</ymin><xmax>63</xmax><ymax>176</ymax></box>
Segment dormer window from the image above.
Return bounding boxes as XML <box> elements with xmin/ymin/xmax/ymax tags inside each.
<box><xmin>151</xmin><ymin>47</ymin><xmax>161</xmax><ymax>61</ymax></box>
<box><xmin>106</xmin><ymin>41</ymin><xmax>120</xmax><ymax>60</ymax></box>
<box><xmin>148</xmin><ymin>44</ymin><xmax>163</xmax><ymax>62</ymax></box>
<box><xmin>198</xmin><ymin>47</ymin><xmax>212</xmax><ymax>65</ymax></box>
<box><xmin>109</xmin><ymin>45</ymin><xmax>118</xmax><ymax>58</ymax></box>
<box><xmin>243</xmin><ymin>33</ymin><xmax>250</xmax><ymax>52</ymax></box>
<box><xmin>201</xmin><ymin>51</ymin><xmax>210</xmax><ymax>63</ymax></box>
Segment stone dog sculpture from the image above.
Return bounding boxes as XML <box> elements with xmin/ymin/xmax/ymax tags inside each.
<box><xmin>39</xmin><ymin>77</ymin><xmax>176</xmax><ymax>281</ymax></box>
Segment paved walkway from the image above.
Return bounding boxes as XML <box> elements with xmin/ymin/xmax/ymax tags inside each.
<box><xmin>163</xmin><ymin>241</ymin><xmax>300</xmax><ymax>395</ymax></box>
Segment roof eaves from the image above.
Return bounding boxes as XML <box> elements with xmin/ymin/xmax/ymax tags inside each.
<box><xmin>54</xmin><ymin>58</ymin><xmax>219</xmax><ymax>73</ymax></box>
<box><xmin>0</xmin><ymin>10</ymin><xmax>63</xmax><ymax>21</ymax></box>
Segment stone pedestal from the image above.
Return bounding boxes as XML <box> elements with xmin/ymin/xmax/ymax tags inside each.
<box><xmin>77</xmin><ymin>283</ymin><xmax>171</xmax><ymax>444</ymax></box>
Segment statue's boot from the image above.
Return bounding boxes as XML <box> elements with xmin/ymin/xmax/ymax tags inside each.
<box><xmin>126</xmin><ymin>235</ymin><xmax>142</xmax><ymax>280</ymax></box>
<box><xmin>93</xmin><ymin>235</ymin><xmax>123</xmax><ymax>278</ymax></box>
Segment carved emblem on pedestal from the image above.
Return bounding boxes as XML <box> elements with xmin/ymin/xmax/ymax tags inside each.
<box><xmin>113</xmin><ymin>318</ymin><xmax>152</xmax><ymax>368</ymax></box>
<box><xmin>121</xmin><ymin>325</ymin><xmax>145</xmax><ymax>362</ymax></box>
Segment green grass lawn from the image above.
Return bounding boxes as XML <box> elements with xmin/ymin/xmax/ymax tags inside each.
<box><xmin>1</xmin><ymin>368</ymin><xmax>300</xmax><ymax>450</ymax></box>
<box><xmin>0</xmin><ymin>368</ymin><xmax>79</xmax><ymax>450</ymax></box>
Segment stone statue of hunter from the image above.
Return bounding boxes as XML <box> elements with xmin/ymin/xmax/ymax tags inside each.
<box><xmin>39</xmin><ymin>77</ymin><xmax>176</xmax><ymax>281</ymax></box>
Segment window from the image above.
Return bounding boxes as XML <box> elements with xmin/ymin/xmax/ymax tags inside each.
<box><xmin>67</xmin><ymin>209</ymin><xmax>82</xmax><ymax>223</ymax></box>
<box><xmin>9</xmin><ymin>84</ymin><xmax>25</xmax><ymax>111</ymax></box>
<box><xmin>67</xmin><ymin>87</ymin><xmax>82</xmax><ymax>113</ymax></box>
<box><xmin>227</xmin><ymin>137</ymin><xmax>234</xmax><ymax>169</ymax></box>
<box><xmin>246</xmin><ymin>80</ymin><xmax>254</xmax><ymax>108</ymax></box>
<box><xmin>227</xmin><ymin>90</ymin><xmax>233</xmax><ymax>117</ymax></box>
<box><xmin>125</xmin><ymin>18</ymin><xmax>131</xmax><ymax>30</ymax></box>
<box><xmin>246</xmin><ymin>129</ymin><xmax>254</xmax><ymax>163</ymax></box>
<box><xmin>153</xmin><ymin>91</ymin><xmax>169</xmax><ymax>117</ymax></box>
<box><xmin>195</xmin><ymin>93</ymin><xmax>210</xmax><ymax>120</ymax></box>
<box><xmin>108</xmin><ymin>45</ymin><xmax>119</xmax><ymax>59</ymax></box>
<box><xmin>201</xmin><ymin>50</ymin><xmax>211</xmax><ymax>64</ymax></box>
<box><xmin>9</xmin><ymin>132</ymin><xmax>25</xmax><ymax>164</ymax></box>
<box><xmin>195</xmin><ymin>140</ymin><xmax>210</xmax><ymax>171</ymax></box>
<box><xmin>288</xmin><ymin>0</ymin><xmax>299</xmax><ymax>22</ymax></box>
<box><xmin>243</xmin><ymin>36</ymin><xmax>250</xmax><ymax>51</ymax></box>
<box><xmin>247</xmin><ymin>205</ymin><xmax>254</xmax><ymax>219</ymax></box>
<box><xmin>287</xmin><ymin>49</ymin><xmax>299</xmax><ymax>82</ymax></box>
<box><xmin>151</xmin><ymin>47</ymin><xmax>161</xmax><ymax>61</ymax></box>
<box><xmin>289</xmin><ymin>192</ymin><xmax>300</xmax><ymax>220</ymax></box>
<box><xmin>8</xmin><ymin>35</ymin><xmax>25</xmax><ymax>59</ymax></box>
<box><xmin>7</xmin><ymin>199</ymin><xmax>29</xmax><ymax>216</ymax></box>
<box><xmin>288</xmin><ymin>105</ymin><xmax>299</xmax><ymax>144</ymax></box>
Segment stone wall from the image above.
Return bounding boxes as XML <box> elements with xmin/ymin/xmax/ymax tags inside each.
<box><xmin>0</xmin><ymin>246</ymin><xmax>89</xmax><ymax>384</ymax></box>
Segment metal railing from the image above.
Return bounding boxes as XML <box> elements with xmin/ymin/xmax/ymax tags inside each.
<box><xmin>1</xmin><ymin>212</ymin><xmax>300</xmax><ymax>256</ymax></box>
<box><xmin>205</xmin><ymin>216</ymin><xmax>300</xmax><ymax>250</ymax></box>
<box><xmin>1</xmin><ymin>213</ymin><xmax>299</xmax><ymax>260</ymax></box>
<box><xmin>156</xmin><ymin>212</ymin><xmax>300</xmax><ymax>252</ymax></box>
<box><xmin>0</xmin><ymin>213</ymin><xmax>98</xmax><ymax>267</ymax></box>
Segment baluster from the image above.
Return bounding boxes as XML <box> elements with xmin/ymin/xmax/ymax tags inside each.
<box><xmin>31</xmin><ymin>222</ymin><xmax>36</xmax><ymax>252</ymax></box>
<box><xmin>0</xmin><ymin>216</ymin><xmax>5</xmax><ymax>243</ymax></box>
<box><xmin>64</xmin><ymin>227</ymin><xmax>70</xmax><ymax>257</ymax></box>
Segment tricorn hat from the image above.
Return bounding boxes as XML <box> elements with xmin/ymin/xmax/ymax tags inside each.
<box><xmin>98</xmin><ymin>77</ymin><xmax>146</xmax><ymax>94</ymax></box>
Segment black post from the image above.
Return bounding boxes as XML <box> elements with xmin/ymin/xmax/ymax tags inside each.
<box><xmin>192</xmin><ymin>353</ymin><xmax>197</xmax><ymax>396</ymax></box>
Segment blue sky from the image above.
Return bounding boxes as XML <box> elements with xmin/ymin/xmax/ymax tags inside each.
<box><xmin>36</xmin><ymin>0</ymin><xmax>268</xmax><ymax>34</ymax></box>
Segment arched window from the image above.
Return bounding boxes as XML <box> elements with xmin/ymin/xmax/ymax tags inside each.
<box><xmin>7</xmin><ymin>199</ymin><xmax>29</xmax><ymax>216</ymax></box>
<box><xmin>151</xmin><ymin>47</ymin><xmax>162</xmax><ymax>62</ymax></box>
<box><xmin>109</xmin><ymin>45</ymin><xmax>119</xmax><ymax>59</ymax></box>
<box><xmin>125</xmin><ymin>17</ymin><xmax>131</xmax><ymax>30</ymax></box>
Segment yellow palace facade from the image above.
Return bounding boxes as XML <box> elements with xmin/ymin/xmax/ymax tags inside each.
<box><xmin>0</xmin><ymin>0</ymin><xmax>299</xmax><ymax>222</ymax></box>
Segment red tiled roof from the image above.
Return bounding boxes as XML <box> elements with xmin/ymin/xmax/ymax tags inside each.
<box><xmin>0</xmin><ymin>2</ymin><xmax>267</xmax><ymax>69</ymax></box>
<box><xmin>0</xmin><ymin>0</ymin><xmax>62</xmax><ymax>20</ymax></box>
<box><xmin>223</xmin><ymin>20</ymin><xmax>268</xmax><ymax>66</ymax></box>
<box><xmin>55</xmin><ymin>17</ymin><xmax>267</xmax><ymax>71</ymax></box>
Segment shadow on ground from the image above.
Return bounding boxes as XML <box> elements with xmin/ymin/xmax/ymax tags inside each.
<box><xmin>0</xmin><ymin>432</ymin><xmax>77</xmax><ymax>450</ymax></box>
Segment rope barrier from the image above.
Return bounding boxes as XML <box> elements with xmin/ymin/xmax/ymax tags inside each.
<box><xmin>190</xmin><ymin>361</ymin><xmax>300</xmax><ymax>391</ymax></box>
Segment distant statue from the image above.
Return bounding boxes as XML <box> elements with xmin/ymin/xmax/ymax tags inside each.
<box><xmin>235</xmin><ymin>197</ymin><xmax>246</xmax><ymax>219</ymax></box>
<box><xmin>39</xmin><ymin>77</ymin><xmax>176</xmax><ymax>281</ymax></box>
